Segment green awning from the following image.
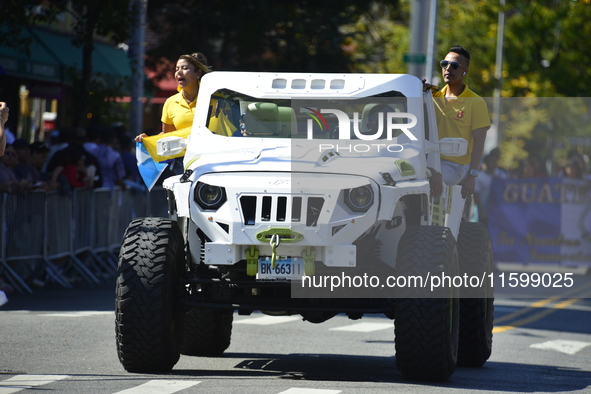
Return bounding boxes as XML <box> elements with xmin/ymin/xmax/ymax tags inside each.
<box><xmin>0</xmin><ymin>28</ymin><xmax>64</xmax><ymax>83</ymax></box>
<box><xmin>29</xmin><ymin>28</ymin><xmax>132</xmax><ymax>91</ymax></box>
<box><xmin>94</xmin><ymin>42</ymin><xmax>133</xmax><ymax>78</ymax></box>
<box><xmin>0</xmin><ymin>27</ymin><xmax>132</xmax><ymax>90</ymax></box>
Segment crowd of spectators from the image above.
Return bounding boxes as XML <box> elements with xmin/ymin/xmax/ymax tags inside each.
<box><xmin>0</xmin><ymin>124</ymin><xmax>145</xmax><ymax>198</ymax></box>
<box><xmin>483</xmin><ymin>147</ymin><xmax>589</xmax><ymax>181</ymax></box>
<box><xmin>473</xmin><ymin>146</ymin><xmax>590</xmax><ymax>225</ymax></box>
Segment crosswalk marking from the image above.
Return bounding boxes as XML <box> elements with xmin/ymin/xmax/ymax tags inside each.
<box><xmin>278</xmin><ymin>389</ymin><xmax>342</xmax><ymax>394</ymax></box>
<box><xmin>0</xmin><ymin>374</ymin><xmax>68</xmax><ymax>394</ymax></box>
<box><xmin>530</xmin><ymin>339</ymin><xmax>591</xmax><ymax>355</ymax></box>
<box><xmin>39</xmin><ymin>311</ymin><xmax>113</xmax><ymax>317</ymax></box>
<box><xmin>112</xmin><ymin>380</ymin><xmax>201</xmax><ymax>394</ymax></box>
<box><xmin>329</xmin><ymin>322</ymin><xmax>392</xmax><ymax>332</ymax></box>
<box><xmin>234</xmin><ymin>315</ymin><xmax>301</xmax><ymax>325</ymax></box>
<box><xmin>0</xmin><ymin>377</ymin><xmax>348</xmax><ymax>394</ymax></box>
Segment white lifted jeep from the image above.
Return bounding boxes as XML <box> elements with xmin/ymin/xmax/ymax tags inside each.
<box><xmin>115</xmin><ymin>72</ymin><xmax>494</xmax><ymax>381</ymax></box>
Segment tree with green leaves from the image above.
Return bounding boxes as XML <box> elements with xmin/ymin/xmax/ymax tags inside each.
<box><xmin>503</xmin><ymin>0</ymin><xmax>591</xmax><ymax>98</ymax></box>
<box><xmin>436</xmin><ymin>0</ymin><xmax>591</xmax><ymax>98</ymax></box>
<box><xmin>341</xmin><ymin>1</ymin><xmax>411</xmax><ymax>74</ymax></box>
<box><xmin>1</xmin><ymin>0</ymin><xmax>133</xmax><ymax>127</ymax></box>
<box><xmin>144</xmin><ymin>0</ymin><xmax>390</xmax><ymax>77</ymax></box>
<box><xmin>435</xmin><ymin>0</ymin><xmax>591</xmax><ymax>171</ymax></box>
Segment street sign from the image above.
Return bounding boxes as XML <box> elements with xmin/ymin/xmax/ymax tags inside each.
<box><xmin>403</xmin><ymin>53</ymin><xmax>426</xmax><ymax>64</ymax></box>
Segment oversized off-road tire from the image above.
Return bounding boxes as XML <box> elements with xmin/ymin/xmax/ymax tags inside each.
<box><xmin>181</xmin><ymin>308</ymin><xmax>233</xmax><ymax>356</ymax></box>
<box><xmin>394</xmin><ymin>226</ymin><xmax>459</xmax><ymax>381</ymax></box>
<box><xmin>457</xmin><ymin>221</ymin><xmax>494</xmax><ymax>367</ymax></box>
<box><xmin>115</xmin><ymin>217</ymin><xmax>186</xmax><ymax>373</ymax></box>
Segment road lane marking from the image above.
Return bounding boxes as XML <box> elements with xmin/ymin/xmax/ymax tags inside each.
<box><xmin>493</xmin><ymin>298</ymin><xmax>581</xmax><ymax>333</ymax></box>
<box><xmin>278</xmin><ymin>389</ymin><xmax>342</xmax><ymax>394</ymax></box>
<box><xmin>329</xmin><ymin>322</ymin><xmax>392</xmax><ymax>332</ymax></box>
<box><xmin>493</xmin><ymin>306</ymin><xmax>520</xmax><ymax>312</ymax></box>
<box><xmin>112</xmin><ymin>380</ymin><xmax>201</xmax><ymax>394</ymax></box>
<box><xmin>530</xmin><ymin>339</ymin><xmax>591</xmax><ymax>355</ymax></box>
<box><xmin>234</xmin><ymin>316</ymin><xmax>301</xmax><ymax>325</ymax></box>
<box><xmin>495</xmin><ymin>296</ymin><xmax>562</xmax><ymax>325</ymax></box>
<box><xmin>0</xmin><ymin>374</ymin><xmax>68</xmax><ymax>394</ymax></box>
<box><xmin>492</xmin><ymin>280</ymin><xmax>591</xmax><ymax>333</ymax></box>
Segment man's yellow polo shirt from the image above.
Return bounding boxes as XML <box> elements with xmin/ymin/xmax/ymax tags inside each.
<box><xmin>433</xmin><ymin>84</ymin><xmax>490</xmax><ymax>165</ymax></box>
<box><xmin>161</xmin><ymin>91</ymin><xmax>196</xmax><ymax>130</ymax></box>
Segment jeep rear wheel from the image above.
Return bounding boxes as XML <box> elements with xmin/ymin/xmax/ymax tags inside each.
<box><xmin>394</xmin><ymin>226</ymin><xmax>459</xmax><ymax>381</ymax></box>
<box><xmin>182</xmin><ymin>308</ymin><xmax>233</xmax><ymax>356</ymax></box>
<box><xmin>457</xmin><ymin>221</ymin><xmax>494</xmax><ymax>367</ymax></box>
<box><xmin>115</xmin><ymin>217</ymin><xmax>186</xmax><ymax>373</ymax></box>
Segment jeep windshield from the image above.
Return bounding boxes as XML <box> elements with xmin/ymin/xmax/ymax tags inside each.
<box><xmin>205</xmin><ymin>88</ymin><xmax>421</xmax><ymax>143</ymax></box>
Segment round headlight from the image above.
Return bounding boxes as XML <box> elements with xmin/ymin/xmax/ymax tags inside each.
<box><xmin>345</xmin><ymin>185</ymin><xmax>374</xmax><ymax>212</ymax></box>
<box><xmin>195</xmin><ymin>182</ymin><xmax>226</xmax><ymax>210</ymax></box>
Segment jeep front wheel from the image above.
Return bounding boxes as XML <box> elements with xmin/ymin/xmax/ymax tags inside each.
<box><xmin>394</xmin><ymin>226</ymin><xmax>459</xmax><ymax>381</ymax></box>
<box><xmin>115</xmin><ymin>217</ymin><xmax>186</xmax><ymax>373</ymax></box>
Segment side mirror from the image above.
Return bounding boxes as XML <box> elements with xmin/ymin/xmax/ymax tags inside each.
<box><xmin>156</xmin><ymin>136</ymin><xmax>188</xmax><ymax>157</ymax></box>
<box><xmin>437</xmin><ymin>138</ymin><xmax>468</xmax><ymax>156</ymax></box>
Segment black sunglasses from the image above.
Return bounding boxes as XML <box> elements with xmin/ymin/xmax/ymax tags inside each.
<box><xmin>440</xmin><ymin>60</ymin><xmax>467</xmax><ymax>70</ymax></box>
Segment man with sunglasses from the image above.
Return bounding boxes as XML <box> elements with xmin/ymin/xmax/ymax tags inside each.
<box><xmin>428</xmin><ymin>45</ymin><xmax>490</xmax><ymax>200</ymax></box>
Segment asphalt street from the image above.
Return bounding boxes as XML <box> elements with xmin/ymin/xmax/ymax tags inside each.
<box><xmin>1</xmin><ymin>271</ymin><xmax>591</xmax><ymax>394</ymax></box>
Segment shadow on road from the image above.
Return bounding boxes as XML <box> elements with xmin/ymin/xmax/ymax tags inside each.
<box><xmin>171</xmin><ymin>352</ymin><xmax>591</xmax><ymax>392</ymax></box>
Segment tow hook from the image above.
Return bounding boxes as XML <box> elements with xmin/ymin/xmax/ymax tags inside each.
<box><xmin>270</xmin><ymin>234</ymin><xmax>281</xmax><ymax>269</ymax></box>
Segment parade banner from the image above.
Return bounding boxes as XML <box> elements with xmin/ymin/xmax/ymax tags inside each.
<box><xmin>488</xmin><ymin>177</ymin><xmax>591</xmax><ymax>267</ymax></box>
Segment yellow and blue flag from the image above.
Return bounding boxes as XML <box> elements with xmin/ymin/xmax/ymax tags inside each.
<box><xmin>136</xmin><ymin>142</ymin><xmax>168</xmax><ymax>191</ymax></box>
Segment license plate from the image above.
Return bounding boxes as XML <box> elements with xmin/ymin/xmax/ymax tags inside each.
<box><xmin>257</xmin><ymin>257</ymin><xmax>304</xmax><ymax>280</ymax></box>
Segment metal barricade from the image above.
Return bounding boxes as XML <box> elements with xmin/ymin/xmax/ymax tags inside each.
<box><xmin>73</xmin><ymin>188</ymin><xmax>115</xmax><ymax>278</ymax></box>
<box><xmin>72</xmin><ymin>188</ymin><xmax>94</xmax><ymax>255</ymax></box>
<box><xmin>45</xmin><ymin>191</ymin><xmax>71</xmax><ymax>260</ymax></box>
<box><xmin>108</xmin><ymin>188</ymin><xmax>135</xmax><ymax>253</ymax></box>
<box><xmin>91</xmin><ymin>187</ymin><xmax>118</xmax><ymax>272</ymax></box>
<box><xmin>45</xmin><ymin>191</ymin><xmax>100</xmax><ymax>285</ymax></box>
<box><xmin>0</xmin><ymin>193</ymin><xmax>33</xmax><ymax>293</ymax></box>
<box><xmin>4</xmin><ymin>191</ymin><xmax>71</xmax><ymax>289</ymax></box>
<box><xmin>146</xmin><ymin>186</ymin><xmax>169</xmax><ymax>218</ymax></box>
<box><xmin>131</xmin><ymin>188</ymin><xmax>148</xmax><ymax>218</ymax></box>
<box><xmin>0</xmin><ymin>184</ymin><xmax>176</xmax><ymax>292</ymax></box>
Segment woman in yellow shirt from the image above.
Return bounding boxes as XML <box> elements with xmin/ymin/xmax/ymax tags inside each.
<box><xmin>135</xmin><ymin>52</ymin><xmax>211</xmax><ymax>142</ymax></box>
